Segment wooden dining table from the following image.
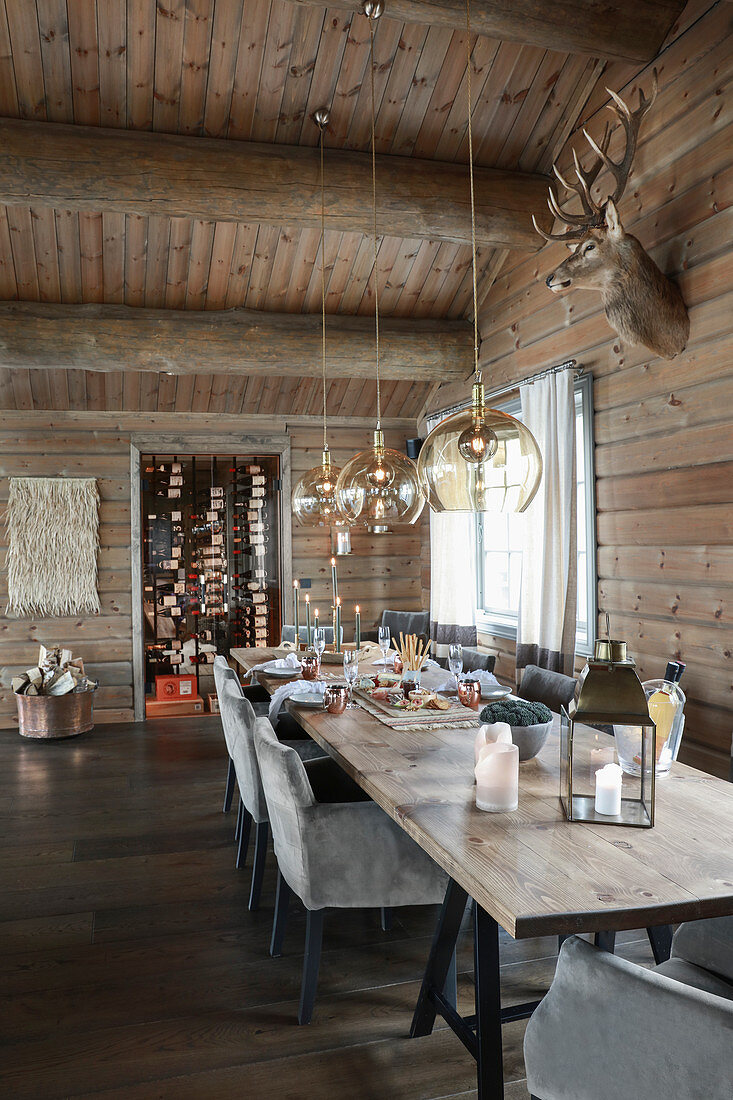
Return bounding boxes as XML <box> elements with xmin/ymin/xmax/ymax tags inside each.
<box><xmin>231</xmin><ymin>646</ymin><xmax>733</xmax><ymax>1100</ymax></box>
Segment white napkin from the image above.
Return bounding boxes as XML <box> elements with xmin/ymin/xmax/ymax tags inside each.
<box><xmin>269</xmin><ymin>679</ymin><xmax>326</xmax><ymax>723</ymax></box>
<box><xmin>374</xmin><ymin>655</ymin><xmax>440</xmax><ymax>669</ymax></box>
<box><xmin>246</xmin><ymin>651</ymin><xmax>301</xmax><ymax>681</ymax></box>
<box><xmin>430</xmin><ymin>669</ymin><xmax>501</xmax><ymax>695</ymax></box>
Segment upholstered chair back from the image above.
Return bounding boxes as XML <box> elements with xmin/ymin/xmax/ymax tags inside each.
<box><xmin>214</xmin><ymin>656</ymin><xmax>244</xmax><ymax>757</ymax></box>
<box><xmin>380</xmin><ymin>609</ymin><xmax>430</xmax><ymax>644</ymax></box>
<box><xmin>518</xmin><ymin>663</ymin><xmax>576</xmax><ymax>711</ymax></box>
<box><xmin>253</xmin><ymin>717</ymin><xmax>314</xmax><ymax>896</ymax></box>
<box><xmin>218</xmin><ymin>675</ymin><xmax>268</xmax><ymax>824</ymax></box>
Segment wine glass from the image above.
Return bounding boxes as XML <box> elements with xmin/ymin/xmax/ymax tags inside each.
<box><xmin>313</xmin><ymin>627</ymin><xmax>326</xmax><ymax>678</ymax></box>
<box><xmin>378</xmin><ymin>624</ymin><xmax>391</xmax><ymax>668</ymax></box>
<box><xmin>448</xmin><ymin>643</ymin><xmax>463</xmax><ymax>691</ymax></box>
<box><xmin>343</xmin><ymin>649</ymin><xmax>359</xmax><ymax>708</ymax></box>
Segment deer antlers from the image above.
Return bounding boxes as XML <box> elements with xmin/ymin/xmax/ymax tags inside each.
<box><xmin>533</xmin><ymin>70</ymin><xmax>658</xmax><ymax>243</ymax></box>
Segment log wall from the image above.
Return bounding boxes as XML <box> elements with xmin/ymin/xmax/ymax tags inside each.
<box><xmin>0</xmin><ymin>412</ymin><xmax>421</xmax><ymax>729</ymax></box>
<box><xmin>474</xmin><ymin>1</ymin><xmax>733</xmax><ymax>777</ymax></box>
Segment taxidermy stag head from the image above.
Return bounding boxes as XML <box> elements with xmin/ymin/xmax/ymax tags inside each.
<box><xmin>533</xmin><ymin>71</ymin><xmax>689</xmax><ymax>360</ymax></box>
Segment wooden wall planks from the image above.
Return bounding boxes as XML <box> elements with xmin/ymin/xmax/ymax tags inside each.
<box><xmin>467</xmin><ymin>1</ymin><xmax>733</xmax><ymax>777</ymax></box>
<box><xmin>0</xmin><ymin>413</ymin><xmax>423</xmax><ymax>729</ymax></box>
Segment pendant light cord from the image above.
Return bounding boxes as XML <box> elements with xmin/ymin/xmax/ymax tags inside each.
<box><xmin>465</xmin><ymin>0</ymin><xmax>481</xmax><ymax>385</ymax></box>
<box><xmin>368</xmin><ymin>13</ymin><xmax>382</xmax><ymax>429</ymax></box>
<box><xmin>319</xmin><ymin>122</ymin><xmax>328</xmax><ymax>453</ymax></box>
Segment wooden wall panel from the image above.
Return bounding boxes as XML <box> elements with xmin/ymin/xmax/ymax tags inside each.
<box><xmin>0</xmin><ymin>413</ymin><xmax>422</xmax><ymax>729</ymax></box>
<box><xmin>469</xmin><ymin>3</ymin><xmax>733</xmax><ymax>777</ymax></box>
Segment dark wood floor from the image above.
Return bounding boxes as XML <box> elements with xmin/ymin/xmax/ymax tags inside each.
<box><xmin>0</xmin><ymin>718</ymin><xmax>655</xmax><ymax>1099</ymax></box>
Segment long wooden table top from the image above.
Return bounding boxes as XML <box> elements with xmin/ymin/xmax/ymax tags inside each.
<box><xmin>231</xmin><ymin>646</ymin><xmax>733</xmax><ymax>940</ymax></box>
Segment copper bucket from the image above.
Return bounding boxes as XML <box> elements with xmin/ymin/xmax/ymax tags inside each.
<box><xmin>16</xmin><ymin>689</ymin><xmax>96</xmax><ymax>739</ymax></box>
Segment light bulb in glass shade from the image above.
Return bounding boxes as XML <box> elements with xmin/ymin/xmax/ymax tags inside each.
<box><xmin>335</xmin><ymin>429</ymin><xmax>424</xmax><ymax>529</ymax></box>
<box><xmin>366</xmin><ymin>458</ymin><xmax>394</xmax><ymax>489</ymax></box>
<box><xmin>417</xmin><ymin>385</ymin><xmax>542</xmax><ymax>514</ymax></box>
<box><xmin>292</xmin><ymin>449</ymin><xmax>349</xmax><ymax>527</ymax></box>
<box><xmin>457</xmin><ymin>420</ymin><xmax>498</xmax><ymax>463</ymax></box>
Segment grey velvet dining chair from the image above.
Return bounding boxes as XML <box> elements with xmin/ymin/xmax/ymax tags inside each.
<box><xmin>518</xmin><ymin>664</ymin><xmax>576</xmax><ymax>712</ymax></box>
<box><xmin>214</xmin><ymin>661</ymin><xmax>325</xmax><ymax>910</ymax></box>
<box><xmin>253</xmin><ymin>717</ymin><xmax>450</xmax><ymax>1025</ymax></box>
<box><xmin>524</xmin><ymin>917</ymin><xmax>733</xmax><ymax>1100</ymax></box>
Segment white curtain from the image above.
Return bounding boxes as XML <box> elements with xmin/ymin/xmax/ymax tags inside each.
<box><xmin>429</xmin><ymin>510</ymin><xmax>477</xmax><ymax>659</ymax></box>
<box><xmin>516</xmin><ymin>371</ymin><xmax>577</xmax><ymax>675</ymax></box>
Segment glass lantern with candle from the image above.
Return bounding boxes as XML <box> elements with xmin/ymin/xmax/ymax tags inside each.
<box><xmin>560</xmin><ymin>636</ymin><xmax>656</xmax><ymax>828</ymax></box>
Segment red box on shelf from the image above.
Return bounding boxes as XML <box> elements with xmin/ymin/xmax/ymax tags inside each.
<box><xmin>155</xmin><ymin>674</ymin><xmax>197</xmax><ymax>701</ymax></box>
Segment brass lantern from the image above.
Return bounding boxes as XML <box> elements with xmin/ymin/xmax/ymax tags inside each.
<box><xmin>561</xmin><ymin>635</ymin><xmax>656</xmax><ymax>828</ymax></box>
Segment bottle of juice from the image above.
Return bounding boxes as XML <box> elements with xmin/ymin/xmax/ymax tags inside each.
<box><xmin>644</xmin><ymin>661</ymin><xmax>686</xmax><ymax>775</ymax></box>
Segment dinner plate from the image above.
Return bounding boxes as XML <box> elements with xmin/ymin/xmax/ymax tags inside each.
<box><xmin>263</xmin><ymin>666</ymin><xmax>301</xmax><ymax>678</ymax></box>
<box><xmin>290</xmin><ymin>693</ymin><xmax>325</xmax><ymax>709</ymax></box>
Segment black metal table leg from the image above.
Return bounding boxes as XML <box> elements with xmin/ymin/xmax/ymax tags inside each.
<box><xmin>647</xmin><ymin>924</ymin><xmax>673</xmax><ymax>963</ymax></box>
<box><xmin>474</xmin><ymin>903</ymin><xmax>505</xmax><ymax>1100</ymax></box>
<box><xmin>410</xmin><ymin>878</ymin><xmax>469</xmax><ymax>1038</ymax></box>
<box><xmin>594</xmin><ymin>930</ymin><xmax>616</xmax><ymax>953</ymax></box>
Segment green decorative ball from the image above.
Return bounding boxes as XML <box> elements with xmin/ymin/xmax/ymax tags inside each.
<box><xmin>479</xmin><ymin>698</ymin><xmax>552</xmax><ymax>727</ymax></box>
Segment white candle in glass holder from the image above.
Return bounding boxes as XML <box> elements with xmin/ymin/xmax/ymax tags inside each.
<box><xmin>474</xmin><ymin>721</ymin><xmax>512</xmax><ymax>764</ymax></box>
<box><xmin>475</xmin><ymin>742</ymin><xmax>519</xmax><ymax>812</ymax></box>
<box><xmin>595</xmin><ymin>762</ymin><xmax>623</xmax><ymax>816</ymax></box>
<box><xmin>590</xmin><ymin>735</ymin><xmax>616</xmax><ymax>781</ymax></box>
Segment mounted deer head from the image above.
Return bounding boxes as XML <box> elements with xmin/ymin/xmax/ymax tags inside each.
<box><xmin>533</xmin><ymin>72</ymin><xmax>689</xmax><ymax>360</ymax></box>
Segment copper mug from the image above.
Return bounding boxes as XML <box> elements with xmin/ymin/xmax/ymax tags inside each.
<box><xmin>457</xmin><ymin>678</ymin><xmax>482</xmax><ymax>709</ymax></box>
<box><xmin>301</xmin><ymin>655</ymin><xmax>319</xmax><ymax>681</ymax></box>
<box><xmin>324</xmin><ymin>684</ymin><xmax>349</xmax><ymax>715</ymax></box>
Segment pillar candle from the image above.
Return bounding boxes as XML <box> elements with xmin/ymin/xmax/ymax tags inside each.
<box><xmin>475</xmin><ymin>721</ymin><xmax>512</xmax><ymax>764</ymax></box>
<box><xmin>590</xmin><ymin>735</ymin><xmax>616</xmax><ymax>782</ymax></box>
<box><xmin>475</xmin><ymin>742</ymin><xmax>519</xmax><ymax>812</ymax></box>
<box><xmin>330</xmin><ymin>556</ymin><xmax>338</xmax><ymax>604</ymax></box>
<box><xmin>595</xmin><ymin>763</ymin><xmax>623</xmax><ymax>816</ymax></box>
<box><xmin>305</xmin><ymin>594</ymin><xmax>312</xmax><ymax>649</ymax></box>
<box><xmin>355</xmin><ymin>605</ymin><xmax>361</xmax><ymax>650</ymax></box>
<box><xmin>293</xmin><ymin>580</ymin><xmax>300</xmax><ymax>645</ymax></box>
<box><xmin>335</xmin><ymin>597</ymin><xmax>342</xmax><ymax>653</ymax></box>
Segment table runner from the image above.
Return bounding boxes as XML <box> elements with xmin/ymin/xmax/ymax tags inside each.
<box><xmin>353</xmin><ymin>688</ymin><xmax>481</xmax><ymax>732</ymax></box>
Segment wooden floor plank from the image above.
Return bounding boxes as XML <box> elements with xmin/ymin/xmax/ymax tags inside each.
<box><xmin>0</xmin><ymin>718</ymin><xmax>656</xmax><ymax>1099</ymax></box>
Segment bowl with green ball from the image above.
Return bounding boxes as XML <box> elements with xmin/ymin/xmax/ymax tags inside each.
<box><xmin>479</xmin><ymin>699</ymin><xmax>553</xmax><ymax>762</ymax></box>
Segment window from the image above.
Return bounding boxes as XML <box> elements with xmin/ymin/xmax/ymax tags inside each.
<box><xmin>475</xmin><ymin>373</ymin><xmax>597</xmax><ymax>655</ymax></box>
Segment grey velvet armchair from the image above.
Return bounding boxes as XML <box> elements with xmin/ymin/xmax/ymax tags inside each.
<box><xmin>524</xmin><ymin>919</ymin><xmax>733</xmax><ymax>1100</ymax></box>
<box><xmin>214</xmin><ymin>658</ymin><xmax>324</xmax><ymax>910</ymax></box>
<box><xmin>253</xmin><ymin>717</ymin><xmax>449</xmax><ymax>1024</ymax></box>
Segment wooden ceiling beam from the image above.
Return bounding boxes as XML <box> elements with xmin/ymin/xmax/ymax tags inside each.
<box><xmin>0</xmin><ymin>118</ymin><xmax>550</xmax><ymax>251</ymax></box>
<box><xmin>0</xmin><ymin>302</ymin><xmax>473</xmax><ymax>383</ymax></box>
<box><xmin>290</xmin><ymin>0</ymin><xmax>686</xmax><ymax>64</ymax></box>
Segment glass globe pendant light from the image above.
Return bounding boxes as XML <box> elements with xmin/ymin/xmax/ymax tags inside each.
<box><xmin>292</xmin><ymin>108</ymin><xmax>350</xmax><ymax>529</ymax></box>
<box><xmin>416</xmin><ymin>0</ymin><xmax>543</xmax><ymax>514</ymax></box>
<box><xmin>335</xmin><ymin>0</ymin><xmax>424</xmax><ymax>532</ymax></box>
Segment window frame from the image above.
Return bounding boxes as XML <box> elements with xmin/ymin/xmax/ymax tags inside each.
<box><xmin>474</xmin><ymin>372</ymin><xmax>597</xmax><ymax>657</ymax></box>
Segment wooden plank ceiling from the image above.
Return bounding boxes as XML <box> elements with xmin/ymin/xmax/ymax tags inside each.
<box><xmin>0</xmin><ymin>0</ymin><xmax>612</xmax><ymax>417</ymax></box>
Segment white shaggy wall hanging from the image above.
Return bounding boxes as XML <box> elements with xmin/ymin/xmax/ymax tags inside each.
<box><xmin>5</xmin><ymin>478</ymin><xmax>101</xmax><ymax>618</ymax></box>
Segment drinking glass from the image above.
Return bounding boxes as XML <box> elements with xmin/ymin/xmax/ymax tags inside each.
<box><xmin>378</xmin><ymin>625</ymin><xmax>391</xmax><ymax>668</ymax></box>
<box><xmin>448</xmin><ymin>643</ymin><xmax>463</xmax><ymax>691</ymax></box>
<box><xmin>313</xmin><ymin>627</ymin><xmax>326</xmax><ymax>678</ymax></box>
<box><xmin>343</xmin><ymin>649</ymin><xmax>359</xmax><ymax>708</ymax></box>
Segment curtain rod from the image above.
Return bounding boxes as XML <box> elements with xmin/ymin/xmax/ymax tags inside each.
<box><xmin>482</xmin><ymin>359</ymin><xmax>582</xmax><ymax>403</ymax></box>
<box><xmin>427</xmin><ymin>360</ymin><xmax>583</xmax><ymax>427</ymax></box>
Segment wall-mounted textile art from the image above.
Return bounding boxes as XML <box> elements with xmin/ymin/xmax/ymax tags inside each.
<box><xmin>5</xmin><ymin>478</ymin><xmax>101</xmax><ymax>618</ymax></box>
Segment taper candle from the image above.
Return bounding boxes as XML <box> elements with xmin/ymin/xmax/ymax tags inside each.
<box><xmin>355</xmin><ymin>604</ymin><xmax>361</xmax><ymax>650</ymax></box>
<box><xmin>336</xmin><ymin>596</ymin><xmax>342</xmax><ymax>653</ymax></box>
<box><xmin>305</xmin><ymin>594</ymin><xmax>312</xmax><ymax>649</ymax></box>
<box><xmin>314</xmin><ymin>607</ymin><xmax>320</xmax><ymax>634</ymax></box>
<box><xmin>330</xmin><ymin>556</ymin><xmax>338</xmax><ymax>604</ymax></box>
<box><xmin>293</xmin><ymin>580</ymin><xmax>300</xmax><ymax>645</ymax></box>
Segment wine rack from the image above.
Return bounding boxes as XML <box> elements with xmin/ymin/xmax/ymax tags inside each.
<box><xmin>140</xmin><ymin>454</ymin><xmax>283</xmax><ymax>710</ymax></box>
